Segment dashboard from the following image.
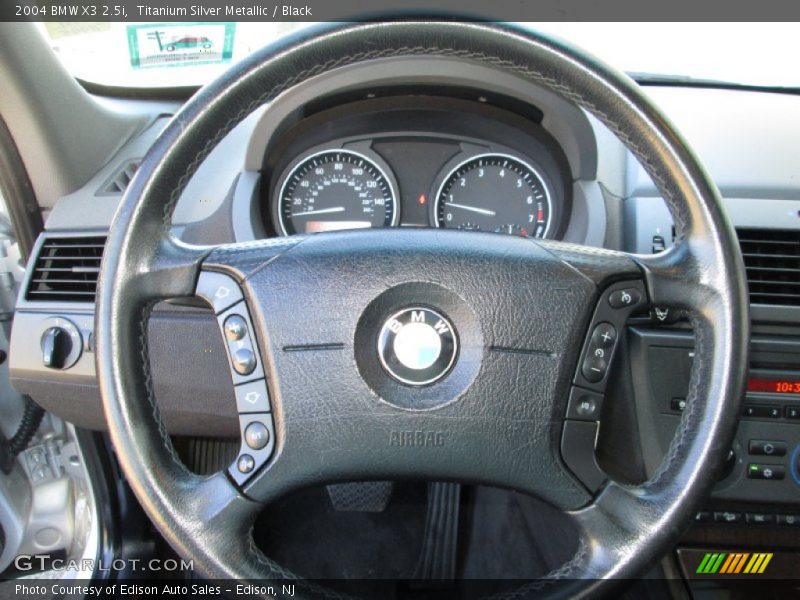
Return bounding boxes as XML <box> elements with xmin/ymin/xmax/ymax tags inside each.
<box><xmin>9</xmin><ymin>54</ymin><xmax>800</xmax><ymax>583</ymax></box>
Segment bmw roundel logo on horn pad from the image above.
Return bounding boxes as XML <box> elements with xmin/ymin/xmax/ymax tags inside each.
<box><xmin>377</xmin><ymin>307</ymin><xmax>458</xmax><ymax>386</ymax></box>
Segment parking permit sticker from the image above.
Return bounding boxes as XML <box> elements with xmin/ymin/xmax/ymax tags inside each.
<box><xmin>127</xmin><ymin>23</ymin><xmax>235</xmax><ymax>69</ymax></box>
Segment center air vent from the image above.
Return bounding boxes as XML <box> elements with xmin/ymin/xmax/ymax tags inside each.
<box><xmin>737</xmin><ymin>228</ymin><xmax>800</xmax><ymax>306</ymax></box>
<box><xmin>26</xmin><ymin>236</ymin><xmax>106</xmax><ymax>302</ymax></box>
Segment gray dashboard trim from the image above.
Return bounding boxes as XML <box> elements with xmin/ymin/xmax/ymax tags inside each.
<box><xmin>0</xmin><ymin>24</ymin><xmax>149</xmax><ymax>208</ymax></box>
<box><xmin>231</xmin><ymin>171</ymin><xmax>264</xmax><ymax>242</ymax></box>
<box><xmin>626</xmin><ymin>195</ymin><xmax>800</xmax><ymax>256</ymax></box>
<box><xmin>40</xmin><ymin>56</ymin><xmax>607</xmax><ymax>245</ymax></box>
<box><xmin>629</xmin><ymin>86</ymin><xmax>800</xmax><ymax>199</ymax></box>
<box><xmin>44</xmin><ymin>119</ymin><xmax>169</xmax><ymax>231</ymax></box>
<box><xmin>243</xmin><ymin>56</ymin><xmax>599</xmax><ymax>181</ymax></box>
<box><xmin>44</xmin><ymin>109</ymin><xmax>267</xmax><ymax>234</ymax></box>
<box><xmin>563</xmin><ymin>180</ymin><xmax>607</xmax><ymax>248</ymax></box>
<box><xmin>9</xmin><ymin>307</ymin><xmax>240</xmax><ymax>437</ymax></box>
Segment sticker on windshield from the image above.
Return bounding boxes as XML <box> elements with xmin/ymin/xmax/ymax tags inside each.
<box><xmin>127</xmin><ymin>23</ymin><xmax>235</xmax><ymax>69</ymax></box>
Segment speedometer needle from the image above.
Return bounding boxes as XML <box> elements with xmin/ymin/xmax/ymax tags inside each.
<box><xmin>291</xmin><ymin>206</ymin><xmax>346</xmax><ymax>217</ymax></box>
<box><xmin>445</xmin><ymin>202</ymin><xmax>496</xmax><ymax>216</ymax></box>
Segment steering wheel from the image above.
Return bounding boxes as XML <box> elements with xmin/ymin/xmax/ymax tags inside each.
<box><xmin>96</xmin><ymin>21</ymin><xmax>749</xmax><ymax>598</ymax></box>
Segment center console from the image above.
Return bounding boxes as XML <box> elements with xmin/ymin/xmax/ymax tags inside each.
<box><xmin>624</xmin><ymin>192</ymin><xmax>800</xmax><ymax>595</ymax></box>
<box><xmin>630</xmin><ymin>327</ymin><xmax>800</xmax><ymax>513</ymax></box>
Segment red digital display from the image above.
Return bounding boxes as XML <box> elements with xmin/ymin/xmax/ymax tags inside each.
<box><xmin>747</xmin><ymin>378</ymin><xmax>800</xmax><ymax>395</ymax></box>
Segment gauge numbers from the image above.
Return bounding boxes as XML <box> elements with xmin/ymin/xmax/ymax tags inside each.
<box><xmin>277</xmin><ymin>150</ymin><xmax>398</xmax><ymax>235</ymax></box>
<box><xmin>435</xmin><ymin>154</ymin><xmax>552</xmax><ymax>238</ymax></box>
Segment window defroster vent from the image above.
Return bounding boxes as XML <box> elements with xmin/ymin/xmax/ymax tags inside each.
<box><xmin>98</xmin><ymin>160</ymin><xmax>140</xmax><ymax>196</ymax></box>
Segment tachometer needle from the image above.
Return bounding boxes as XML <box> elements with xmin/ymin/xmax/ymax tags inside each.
<box><xmin>446</xmin><ymin>202</ymin><xmax>496</xmax><ymax>216</ymax></box>
<box><xmin>291</xmin><ymin>206</ymin><xmax>346</xmax><ymax>217</ymax></box>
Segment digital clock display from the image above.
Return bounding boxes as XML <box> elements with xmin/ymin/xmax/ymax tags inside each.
<box><xmin>747</xmin><ymin>378</ymin><xmax>800</xmax><ymax>395</ymax></box>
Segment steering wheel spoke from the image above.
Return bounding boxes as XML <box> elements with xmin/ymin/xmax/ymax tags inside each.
<box><xmin>155</xmin><ymin>471</ymin><xmax>273</xmax><ymax>581</ymax></box>
<box><xmin>634</xmin><ymin>241</ymin><xmax>722</xmax><ymax>311</ymax></box>
<box><xmin>108</xmin><ymin>234</ymin><xmax>213</xmax><ymax>306</ymax></box>
<box><xmin>148</xmin><ymin>236</ymin><xmax>214</xmax><ymax>299</ymax></box>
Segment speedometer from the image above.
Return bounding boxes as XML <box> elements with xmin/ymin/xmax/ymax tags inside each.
<box><xmin>276</xmin><ymin>149</ymin><xmax>398</xmax><ymax>236</ymax></box>
<box><xmin>434</xmin><ymin>153</ymin><xmax>552</xmax><ymax>238</ymax></box>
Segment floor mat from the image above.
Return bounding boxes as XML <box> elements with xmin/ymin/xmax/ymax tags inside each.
<box><xmin>254</xmin><ymin>482</ymin><xmax>428</xmax><ymax>580</ymax></box>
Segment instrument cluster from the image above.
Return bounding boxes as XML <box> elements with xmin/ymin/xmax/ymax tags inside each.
<box><xmin>265</xmin><ymin>102</ymin><xmax>571</xmax><ymax>240</ymax></box>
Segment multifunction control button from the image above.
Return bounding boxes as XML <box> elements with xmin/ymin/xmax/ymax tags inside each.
<box><xmin>581</xmin><ymin>322</ymin><xmax>617</xmax><ymax>383</ymax></box>
<box><xmin>608</xmin><ymin>288</ymin><xmax>641</xmax><ymax>309</ymax></box>
<box><xmin>748</xmin><ymin>440</ymin><xmax>787</xmax><ymax>457</ymax></box>
<box><xmin>745</xmin><ymin>513</ymin><xmax>774</xmax><ymax>525</ymax></box>
<box><xmin>576</xmin><ymin>395</ymin><xmax>599</xmax><ymax>418</ymax></box>
<box><xmin>590</xmin><ymin>322</ymin><xmax>617</xmax><ymax>348</ymax></box>
<box><xmin>224</xmin><ymin>315</ymin><xmax>248</xmax><ymax>341</ymax></box>
<box><xmin>245</xmin><ymin>421</ymin><xmax>270</xmax><ymax>450</ymax></box>
<box><xmin>713</xmin><ymin>511</ymin><xmax>742</xmax><ymax>524</ymax></box>
<box><xmin>694</xmin><ymin>511</ymin><xmax>711</xmax><ymax>523</ymax></box>
<box><xmin>235</xmin><ymin>380</ymin><xmax>270</xmax><ymax>413</ymax></box>
<box><xmin>195</xmin><ymin>271</ymin><xmax>244</xmax><ymax>314</ymax></box>
<box><xmin>237</xmin><ymin>454</ymin><xmax>255</xmax><ymax>474</ymax></box>
<box><xmin>743</xmin><ymin>405</ymin><xmax>781</xmax><ymax>419</ymax></box>
<box><xmin>566</xmin><ymin>387</ymin><xmax>604</xmax><ymax>421</ymax></box>
<box><xmin>582</xmin><ymin>357</ymin><xmax>608</xmax><ymax>383</ymax></box>
<box><xmin>747</xmin><ymin>464</ymin><xmax>785</xmax><ymax>480</ymax></box>
<box><xmin>232</xmin><ymin>348</ymin><xmax>256</xmax><ymax>376</ymax></box>
<box><xmin>671</xmin><ymin>397</ymin><xmax>687</xmax><ymax>412</ymax></box>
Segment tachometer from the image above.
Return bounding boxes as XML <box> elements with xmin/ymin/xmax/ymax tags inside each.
<box><xmin>434</xmin><ymin>153</ymin><xmax>552</xmax><ymax>238</ymax></box>
<box><xmin>276</xmin><ymin>149</ymin><xmax>398</xmax><ymax>235</ymax></box>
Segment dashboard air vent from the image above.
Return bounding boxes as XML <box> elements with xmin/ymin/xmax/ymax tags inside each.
<box><xmin>26</xmin><ymin>236</ymin><xmax>106</xmax><ymax>302</ymax></box>
<box><xmin>736</xmin><ymin>228</ymin><xmax>800</xmax><ymax>306</ymax></box>
<box><xmin>98</xmin><ymin>160</ymin><xmax>140</xmax><ymax>195</ymax></box>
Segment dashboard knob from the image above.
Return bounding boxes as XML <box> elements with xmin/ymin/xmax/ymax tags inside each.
<box><xmin>41</xmin><ymin>326</ymin><xmax>73</xmax><ymax>369</ymax></box>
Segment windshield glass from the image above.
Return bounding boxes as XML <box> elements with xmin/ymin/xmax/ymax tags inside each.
<box><xmin>42</xmin><ymin>22</ymin><xmax>800</xmax><ymax>89</ymax></box>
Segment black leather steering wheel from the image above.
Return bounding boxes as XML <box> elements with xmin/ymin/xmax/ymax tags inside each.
<box><xmin>96</xmin><ymin>21</ymin><xmax>749</xmax><ymax>598</ymax></box>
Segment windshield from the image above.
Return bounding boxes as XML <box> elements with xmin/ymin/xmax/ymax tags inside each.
<box><xmin>42</xmin><ymin>22</ymin><xmax>800</xmax><ymax>89</ymax></box>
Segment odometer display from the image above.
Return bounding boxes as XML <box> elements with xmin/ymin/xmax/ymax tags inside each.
<box><xmin>277</xmin><ymin>150</ymin><xmax>397</xmax><ymax>235</ymax></box>
<box><xmin>434</xmin><ymin>153</ymin><xmax>552</xmax><ymax>238</ymax></box>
